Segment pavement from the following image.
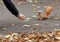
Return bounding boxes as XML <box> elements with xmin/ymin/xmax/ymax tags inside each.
<box><xmin>0</xmin><ymin>0</ymin><xmax>60</xmax><ymax>34</ymax></box>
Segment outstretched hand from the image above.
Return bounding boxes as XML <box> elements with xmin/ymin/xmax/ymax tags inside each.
<box><xmin>18</xmin><ymin>14</ymin><xmax>26</xmax><ymax>20</ymax></box>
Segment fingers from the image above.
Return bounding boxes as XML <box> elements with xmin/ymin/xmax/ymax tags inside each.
<box><xmin>18</xmin><ymin>14</ymin><xmax>26</xmax><ymax>20</ymax></box>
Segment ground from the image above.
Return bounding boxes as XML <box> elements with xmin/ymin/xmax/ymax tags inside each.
<box><xmin>0</xmin><ymin>0</ymin><xmax>60</xmax><ymax>34</ymax></box>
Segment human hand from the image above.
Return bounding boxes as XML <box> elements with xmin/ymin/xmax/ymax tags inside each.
<box><xmin>18</xmin><ymin>14</ymin><xmax>26</xmax><ymax>20</ymax></box>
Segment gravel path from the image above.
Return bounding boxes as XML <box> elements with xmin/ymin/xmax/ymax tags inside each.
<box><xmin>0</xmin><ymin>0</ymin><xmax>60</xmax><ymax>34</ymax></box>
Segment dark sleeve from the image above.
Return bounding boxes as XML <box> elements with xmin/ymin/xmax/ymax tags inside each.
<box><xmin>3</xmin><ymin>0</ymin><xmax>19</xmax><ymax>17</ymax></box>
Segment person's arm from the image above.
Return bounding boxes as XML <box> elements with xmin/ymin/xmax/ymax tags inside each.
<box><xmin>3</xmin><ymin>0</ymin><xmax>25</xmax><ymax>19</ymax></box>
<box><xmin>3</xmin><ymin>0</ymin><xmax>19</xmax><ymax>17</ymax></box>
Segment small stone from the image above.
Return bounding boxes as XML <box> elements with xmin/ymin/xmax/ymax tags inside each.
<box><xmin>34</xmin><ymin>0</ymin><xmax>38</xmax><ymax>3</ymax></box>
<box><xmin>32</xmin><ymin>4</ymin><xmax>36</xmax><ymax>7</ymax></box>
<box><xmin>24</xmin><ymin>18</ymin><xmax>31</xmax><ymax>22</ymax></box>
<box><xmin>24</xmin><ymin>19</ymin><xmax>30</xmax><ymax>22</ymax></box>
<box><xmin>50</xmin><ymin>25</ymin><xmax>54</xmax><ymax>27</ymax></box>
<box><xmin>54</xmin><ymin>29</ymin><xmax>60</xmax><ymax>31</ymax></box>
<box><xmin>17</xmin><ymin>1</ymin><xmax>22</xmax><ymax>5</ymax></box>
<box><xmin>26</xmin><ymin>18</ymin><xmax>31</xmax><ymax>20</ymax></box>
<box><xmin>27</xmin><ymin>0</ymin><xmax>32</xmax><ymax>3</ymax></box>
<box><xmin>24</xmin><ymin>17</ymin><xmax>31</xmax><ymax>22</ymax></box>
<box><xmin>36</xmin><ymin>6</ymin><xmax>41</xmax><ymax>8</ymax></box>
<box><xmin>37</xmin><ymin>10</ymin><xmax>42</xmax><ymax>13</ymax></box>
<box><xmin>53</xmin><ymin>18</ymin><xmax>58</xmax><ymax>20</ymax></box>
<box><xmin>34</xmin><ymin>23</ymin><xmax>40</xmax><ymax>26</ymax></box>
<box><xmin>11</xmin><ymin>23</ymin><xmax>15</xmax><ymax>26</ymax></box>
<box><xmin>53</xmin><ymin>17</ymin><xmax>60</xmax><ymax>20</ymax></box>
<box><xmin>23</xmin><ymin>24</ymin><xmax>31</xmax><ymax>27</ymax></box>
<box><xmin>32</xmin><ymin>8</ymin><xmax>37</xmax><ymax>12</ymax></box>
<box><xmin>32</xmin><ymin>15</ymin><xmax>37</xmax><ymax>18</ymax></box>
<box><xmin>54</xmin><ymin>24</ymin><xmax>59</xmax><ymax>26</ymax></box>
<box><xmin>2</xmin><ymin>28</ymin><xmax>7</xmax><ymax>30</ymax></box>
